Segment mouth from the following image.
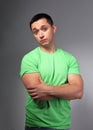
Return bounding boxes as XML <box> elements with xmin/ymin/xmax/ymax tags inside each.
<box><xmin>40</xmin><ymin>39</ymin><xmax>47</xmax><ymax>43</ymax></box>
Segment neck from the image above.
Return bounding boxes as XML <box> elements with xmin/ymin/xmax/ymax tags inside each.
<box><xmin>40</xmin><ymin>43</ymin><xmax>56</xmax><ymax>53</ymax></box>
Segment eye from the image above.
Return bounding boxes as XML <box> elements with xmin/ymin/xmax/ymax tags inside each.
<box><xmin>41</xmin><ymin>26</ymin><xmax>48</xmax><ymax>31</ymax></box>
<box><xmin>33</xmin><ymin>30</ymin><xmax>38</xmax><ymax>35</ymax></box>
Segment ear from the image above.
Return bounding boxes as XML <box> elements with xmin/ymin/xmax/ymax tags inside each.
<box><xmin>52</xmin><ymin>24</ymin><xmax>57</xmax><ymax>33</ymax></box>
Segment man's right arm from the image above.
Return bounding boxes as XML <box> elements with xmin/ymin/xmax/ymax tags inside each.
<box><xmin>21</xmin><ymin>73</ymin><xmax>54</xmax><ymax>100</ymax></box>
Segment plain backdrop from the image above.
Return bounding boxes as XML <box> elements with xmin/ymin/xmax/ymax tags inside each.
<box><xmin>0</xmin><ymin>0</ymin><xmax>93</xmax><ymax>130</ymax></box>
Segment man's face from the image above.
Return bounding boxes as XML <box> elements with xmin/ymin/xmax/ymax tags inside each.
<box><xmin>31</xmin><ymin>18</ymin><xmax>56</xmax><ymax>47</ymax></box>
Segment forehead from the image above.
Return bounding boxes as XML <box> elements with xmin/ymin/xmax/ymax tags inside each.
<box><xmin>31</xmin><ymin>18</ymin><xmax>50</xmax><ymax>30</ymax></box>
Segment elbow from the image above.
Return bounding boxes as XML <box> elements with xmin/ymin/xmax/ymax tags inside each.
<box><xmin>77</xmin><ymin>92</ymin><xmax>83</xmax><ymax>99</ymax></box>
<box><xmin>76</xmin><ymin>83</ymin><xmax>84</xmax><ymax>99</ymax></box>
<box><xmin>76</xmin><ymin>90</ymin><xmax>83</xmax><ymax>99</ymax></box>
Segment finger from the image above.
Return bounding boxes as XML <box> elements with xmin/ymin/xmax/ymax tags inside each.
<box><xmin>27</xmin><ymin>88</ymin><xmax>36</xmax><ymax>93</ymax></box>
<box><xmin>31</xmin><ymin>94</ymin><xmax>39</xmax><ymax>99</ymax></box>
<box><xmin>27</xmin><ymin>87</ymin><xmax>35</xmax><ymax>90</ymax></box>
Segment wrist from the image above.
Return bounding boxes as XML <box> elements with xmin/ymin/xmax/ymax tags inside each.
<box><xmin>46</xmin><ymin>85</ymin><xmax>54</xmax><ymax>95</ymax></box>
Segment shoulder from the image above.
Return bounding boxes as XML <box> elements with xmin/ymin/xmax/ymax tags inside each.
<box><xmin>58</xmin><ymin>48</ymin><xmax>79</xmax><ymax>64</ymax></box>
<box><xmin>58</xmin><ymin>48</ymin><xmax>80</xmax><ymax>74</ymax></box>
<box><xmin>22</xmin><ymin>47</ymin><xmax>40</xmax><ymax>61</ymax></box>
<box><xmin>58</xmin><ymin>48</ymin><xmax>74</xmax><ymax>58</ymax></box>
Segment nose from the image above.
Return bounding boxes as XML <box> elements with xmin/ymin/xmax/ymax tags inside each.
<box><xmin>39</xmin><ymin>31</ymin><xmax>44</xmax><ymax>39</ymax></box>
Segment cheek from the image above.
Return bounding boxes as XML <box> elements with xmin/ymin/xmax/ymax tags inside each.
<box><xmin>34</xmin><ymin>35</ymin><xmax>39</xmax><ymax>41</ymax></box>
<box><xmin>48</xmin><ymin>32</ymin><xmax>54</xmax><ymax>40</ymax></box>
<box><xmin>46</xmin><ymin>31</ymin><xmax>53</xmax><ymax>38</ymax></box>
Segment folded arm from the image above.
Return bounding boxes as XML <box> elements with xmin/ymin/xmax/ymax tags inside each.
<box><xmin>48</xmin><ymin>74</ymin><xmax>83</xmax><ymax>100</ymax></box>
<box><xmin>22</xmin><ymin>73</ymin><xmax>83</xmax><ymax>100</ymax></box>
<box><xmin>23</xmin><ymin>74</ymin><xmax>83</xmax><ymax>100</ymax></box>
<box><xmin>21</xmin><ymin>73</ymin><xmax>54</xmax><ymax>101</ymax></box>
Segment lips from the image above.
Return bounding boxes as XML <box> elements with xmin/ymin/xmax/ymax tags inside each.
<box><xmin>40</xmin><ymin>39</ymin><xmax>47</xmax><ymax>43</ymax></box>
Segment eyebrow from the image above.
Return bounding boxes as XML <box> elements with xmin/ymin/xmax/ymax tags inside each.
<box><xmin>32</xmin><ymin>28</ymin><xmax>37</xmax><ymax>31</ymax></box>
<box><xmin>32</xmin><ymin>25</ymin><xmax>48</xmax><ymax>31</ymax></box>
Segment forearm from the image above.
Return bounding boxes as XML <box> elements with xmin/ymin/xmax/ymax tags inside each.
<box><xmin>22</xmin><ymin>73</ymin><xmax>55</xmax><ymax>101</ymax></box>
<box><xmin>46</xmin><ymin>83</ymin><xmax>83</xmax><ymax>100</ymax></box>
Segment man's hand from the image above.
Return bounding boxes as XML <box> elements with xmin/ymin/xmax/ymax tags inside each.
<box><xmin>28</xmin><ymin>80</ymin><xmax>54</xmax><ymax>100</ymax></box>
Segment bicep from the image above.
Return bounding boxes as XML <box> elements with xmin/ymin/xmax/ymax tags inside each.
<box><xmin>21</xmin><ymin>73</ymin><xmax>41</xmax><ymax>89</ymax></box>
<box><xmin>67</xmin><ymin>74</ymin><xmax>83</xmax><ymax>99</ymax></box>
<box><xmin>68</xmin><ymin>74</ymin><xmax>83</xmax><ymax>89</ymax></box>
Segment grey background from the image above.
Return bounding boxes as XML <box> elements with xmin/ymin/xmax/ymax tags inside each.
<box><xmin>0</xmin><ymin>0</ymin><xmax>93</xmax><ymax>130</ymax></box>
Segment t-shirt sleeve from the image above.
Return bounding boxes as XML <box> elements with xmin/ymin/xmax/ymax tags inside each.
<box><xmin>20</xmin><ymin>54</ymin><xmax>39</xmax><ymax>77</ymax></box>
<box><xmin>68</xmin><ymin>55</ymin><xmax>80</xmax><ymax>74</ymax></box>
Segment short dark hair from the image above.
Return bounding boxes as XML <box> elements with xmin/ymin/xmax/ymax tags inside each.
<box><xmin>30</xmin><ymin>13</ymin><xmax>54</xmax><ymax>29</ymax></box>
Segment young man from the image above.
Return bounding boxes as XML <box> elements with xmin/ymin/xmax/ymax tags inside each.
<box><xmin>20</xmin><ymin>13</ymin><xmax>83</xmax><ymax>130</ymax></box>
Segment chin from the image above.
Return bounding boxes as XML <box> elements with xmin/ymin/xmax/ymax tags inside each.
<box><xmin>42</xmin><ymin>44</ymin><xmax>50</xmax><ymax>48</ymax></box>
<box><xmin>40</xmin><ymin>42</ymin><xmax>49</xmax><ymax>46</ymax></box>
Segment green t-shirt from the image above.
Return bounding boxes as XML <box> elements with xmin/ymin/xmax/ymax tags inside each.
<box><xmin>20</xmin><ymin>47</ymin><xmax>80</xmax><ymax>129</ymax></box>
